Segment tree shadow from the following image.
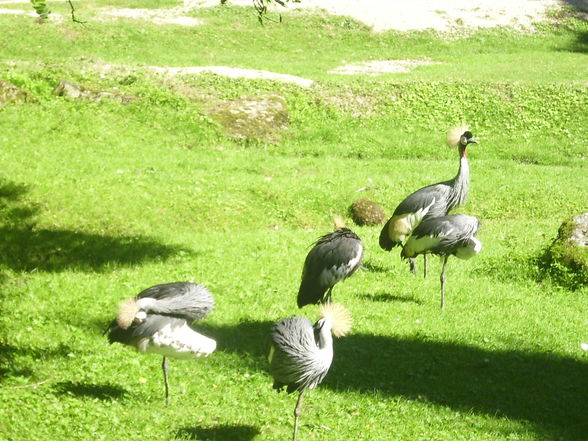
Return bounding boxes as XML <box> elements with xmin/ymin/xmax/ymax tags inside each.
<box><xmin>0</xmin><ymin>177</ymin><xmax>192</xmax><ymax>273</ymax></box>
<box><xmin>176</xmin><ymin>424</ymin><xmax>260</xmax><ymax>441</ymax></box>
<box><xmin>0</xmin><ymin>342</ymin><xmax>76</xmax><ymax>380</ymax></box>
<box><xmin>326</xmin><ymin>333</ymin><xmax>588</xmax><ymax>441</ymax></box>
<box><xmin>51</xmin><ymin>381</ymin><xmax>127</xmax><ymax>400</ymax></box>
<box><xmin>0</xmin><ymin>227</ymin><xmax>193</xmax><ymax>273</ymax></box>
<box><xmin>199</xmin><ymin>319</ymin><xmax>274</xmax><ymax>359</ymax></box>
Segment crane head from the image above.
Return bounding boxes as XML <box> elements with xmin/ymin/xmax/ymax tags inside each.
<box><xmin>446</xmin><ymin>124</ymin><xmax>477</xmax><ymax>148</ymax></box>
<box><xmin>116</xmin><ymin>298</ymin><xmax>140</xmax><ymax>330</ymax></box>
<box><xmin>318</xmin><ymin>302</ymin><xmax>352</xmax><ymax>337</ymax></box>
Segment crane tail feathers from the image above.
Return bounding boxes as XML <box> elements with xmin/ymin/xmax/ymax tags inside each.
<box><xmin>297</xmin><ymin>284</ymin><xmax>325</xmax><ymax>308</ymax></box>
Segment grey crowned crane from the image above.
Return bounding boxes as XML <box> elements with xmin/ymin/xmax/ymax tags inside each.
<box><xmin>268</xmin><ymin>303</ymin><xmax>352</xmax><ymax>441</ymax></box>
<box><xmin>106</xmin><ymin>282</ymin><xmax>216</xmax><ymax>405</ymax></box>
<box><xmin>401</xmin><ymin>214</ymin><xmax>482</xmax><ymax>309</ymax></box>
<box><xmin>297</xmin><ymin>216</ymin><xmax>363</xmax><ymax>308</ymax></box>
<box><xmin>379</xmin><ymin>126</ymin><xmax>478</xmax><ymax>276</ymax></box>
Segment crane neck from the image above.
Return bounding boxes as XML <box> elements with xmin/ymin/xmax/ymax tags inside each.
<box><xmin>449</xmin><ymin>154</ymin><xmax>470</xmax><ymax>209</ymax></box>
<box><xmin>316</xmin><ymin>322</ymin><xmax>334</xmax><ymax>351</ymax></box>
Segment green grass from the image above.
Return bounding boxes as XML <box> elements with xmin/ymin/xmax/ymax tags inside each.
<box><xmin>1</xmin><ymin>3</ymin><xmax>587</xmax><ymax>441</ymax></box>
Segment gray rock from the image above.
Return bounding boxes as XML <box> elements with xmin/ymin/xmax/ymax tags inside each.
<box><xmin>568</xmin><ymin>213</ymin><xmax>588</xmax><ymax>248</ymax></box>
<box><xmin>207</xmin><ymin>94</ymin><xmax>288</xmax><ymax>142</ymax></box>
<box><xmin>542</xmin><ymin>213</ymin><xmax>588</xmax><ymax>288</ymax></box>
<box><xmin>0</xmin><ymin>80</ymin><xmax>29</xmax><ymax>106</ymax></box>
<box><xmin>52</xmin><ymin>80</ymin><xmax>134</xmax><ymax>104</ymax></box>
<box><xmin>53</xmin><ymin>80</ymin><xmax>85</xmax><ymax>98</ymax></box>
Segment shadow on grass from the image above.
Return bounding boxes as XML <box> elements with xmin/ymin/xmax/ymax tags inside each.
<box><xmin>0</xmin><ymin>342</ymin><xmax>76</xmax><ymax>380</ymax></box>
<box><xmin>357</xmin><ymin>291</ymin><xmax>423</xmax><ymax>304</ymax></box>
<box><xmin>0</xmin><ymin>177</ymin><xmax>192</xmax><ymax>273</ymax></box>
<box><xmin>359</xmin><ymin>261</ymin><xmax>390</xmax><ymax>273</ymax></box>
<box><xmin>199</xmin><ymin>320</ymin><xmax>274</xmax><ymax>359</ymax></box>
<box><xmin>52</xmin><ymin>381</ymin><xmax>127</xmax><ymax>400</ymax></box>
<box><xmin>0</xmin><ymin>227</ymin><xmax>193</xmax><ymax>273</ymax></box>
<box><xmin>327</xmin><ymin>334</ymin><xmax>588</xmax><ymax>441</ymax></box>
<box><xmin>176</xmin><ymin>424</ymin><xmax>260</xmax><ymax>441</ymax></box>
<box><xmin>202</xmin><ymin>321</ymin><xmax>588</xmax><ymax>440</ymax></box>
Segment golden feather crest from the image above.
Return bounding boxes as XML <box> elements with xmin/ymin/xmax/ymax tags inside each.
<box><xmin>318</xmin><ymin>302</ymin><xmax>352</xmax><ymax>337</ymax></box>
<box><xmin>333</xmin><ymin>215</ymin><xmax>347</xmax><ymax>231</ymax></box>
<box><xmin>446</xmin><ymin>124</ymin><xmax>469</xmax><ymax>148</ymax></box>
<box><xmin>116</xmin><ymin>298</ymin><xmax>140</xmax><ymax>330</ymax></box>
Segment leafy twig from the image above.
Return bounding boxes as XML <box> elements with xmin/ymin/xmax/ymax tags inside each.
<box><xmin>3</xmin><ymin>378</ymin><xmax>54</xmax><ymax>389</ymax></box>
<box><xmin>67</xmin><ymin>0</ymin><xmax>86</xmax><ymax>24</ymax></box>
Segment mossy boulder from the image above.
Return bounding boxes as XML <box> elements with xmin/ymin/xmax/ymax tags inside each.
<box><xmin>541</xmin><ymin>213</ymin><xmax>588</xmax><ymax>289</ymax></box>
<box><xmin>207</xmin><ymin>94</ymin><xmax>288</xmax><ymax>142</ymax></box>
<box><xmin>349</xmin><ymin>199</ymin><xmax>386</xmax><ymax>226</ymax></box>
<box><xmin>0</xmin><ymin>80</ymin><xmax>29</xmax><ymax>106</ymax></box>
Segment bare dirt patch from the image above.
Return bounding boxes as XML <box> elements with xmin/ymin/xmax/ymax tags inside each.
<box><xmin>328</xmin><ymin>59</ymin><xmax>442</xmax><ymax>76</ymax></box>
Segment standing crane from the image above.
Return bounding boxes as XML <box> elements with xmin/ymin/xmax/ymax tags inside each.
<box><xmin>297</xmin><ymin>216</ymin><xmax>363</xmax><ymax>308</ymax></box>
<box><xmin>379</xmin><ymin>126</ymin><xmax>478</xmax><ymax>276</ymax></box>
<box><xmin>401</xmin><ymin>214</ymin><xmax>482</xmax><ymax>309</ymax></box>
<box><xmin>105</xmin><ymin>282</ymin><xmax>216</xmax><ymax>406</ymax></box>
<box><xmin>267</xmin><ymin>302</ymin><xmax>352</xmax><ymax>441</ymax></box>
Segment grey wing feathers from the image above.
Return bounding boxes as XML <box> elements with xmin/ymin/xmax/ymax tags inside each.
<box><xmin>393</xmin><ymin>181</ymin><xmax>452</xmax><ymax>218</ymax></box>
<box><xmin>412</xmin><ymin>214</ymin><xmax>480</xmax><ymax>253</ymax></box>
<box><xmin>107</xmin><ymin>315</ymin><xmax>186</xmax><ymax>345</ymax></box>
<box><xmin>137</xmin><ymin>282</ymin><xmax>214</xmax><ymax>321</ymax></box>
<box><xmin>131</xmin><ymin>315</ymin><xmax>186</xmax><ymax>340</ymax></box>
<box><xmin>268</xmin><ymin>317</ymin><xmax>328</xmax><ymax>393</ymax></box>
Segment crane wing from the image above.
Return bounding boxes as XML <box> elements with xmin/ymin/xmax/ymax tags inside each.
<box><xmin>405</xmin><ymin>214</ymin><xmax>480</xmax><ymax>257</ymax></box>
<box><xmin>136</xmin><ymin>282</ymin><xmax>214</xmax><ymax>321</ymax></box>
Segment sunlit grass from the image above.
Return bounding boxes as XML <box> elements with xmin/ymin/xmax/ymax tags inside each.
<box><xmin>0</xmin><ymin>3</ymin><xmax>587</xmax><ymax>441</ymax></box>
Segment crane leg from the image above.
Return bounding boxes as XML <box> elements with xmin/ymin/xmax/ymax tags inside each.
<box><xmin>162</xmin><ymin>356</ymin><xmax>170</xmax><ymax>407</ymax></box>
<box><xmin>409</xmin><ymin>257</ymin><xmax>417</xmax><ymax>275</ymax></box>
<box><xmin>292</xmin><ymin>390</ymin><xmax>304</xmax><ymax>441</ymax></box>
<box><xmin>423</xmin><ymin>254</ymin><xmax>428</xmax><ymax>279</ymax></box>
<box><xmin>440</xmin><ymin>256</ymin><xmax>449</xmax><ymax>310</ymax></box>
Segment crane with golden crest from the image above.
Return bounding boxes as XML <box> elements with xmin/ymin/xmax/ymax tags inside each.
<box><xmin>267</xmin><ymin>302</ymin><xmax>352</xmax><ymax>441</ymax></box>
<box><xmin>379</xmin><ymin>125</ymin><xmax>478</xmax><ymax>276</ymax></box>
<box><xmin>105</xmin><ymin>282</ymin><xmax>216</xmax><ymax>406</ymax></box>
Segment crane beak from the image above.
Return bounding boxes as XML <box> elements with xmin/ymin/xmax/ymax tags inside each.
<box><xmin>467</xmin><ymin>138</ymin><xmax>478</xmax><ymax>144</ymax></box>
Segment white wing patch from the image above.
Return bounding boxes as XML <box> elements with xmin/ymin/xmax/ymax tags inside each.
<box><xmin>139</xmin><ymin>323</ymin><xmax>216</xmax><ymax>359</ymax></box>
<box><xmin>402</xmin><ymin>234</ymin><xmax>442</xmax><ymax>258</ymax></box>
<box><xmin>389</xmin><ymin>198</ymin><xmax>436</xmax><ymax>243</ymax></box>
<box><xmin>455</xmin><ymin>237</ymin><xmax>482</xmax><ymax>260</ymax></box>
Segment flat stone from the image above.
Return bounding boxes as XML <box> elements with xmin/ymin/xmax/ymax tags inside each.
<box><xmin>207</xmin><ymin>94</ymin><xmax>289</xmax><ymax>142</ymax></box>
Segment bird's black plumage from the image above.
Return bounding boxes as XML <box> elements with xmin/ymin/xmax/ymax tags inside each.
<box><xmin>297</xmin><ymin>228</ymin><xmax>363</xmax><ymax>308</ymax></box>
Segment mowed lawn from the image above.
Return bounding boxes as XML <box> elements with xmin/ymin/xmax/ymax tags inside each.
<box><xmin>0</xmin><ymin>2</ymin><xmax>587</xmax><ymax>441</ymax></box>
